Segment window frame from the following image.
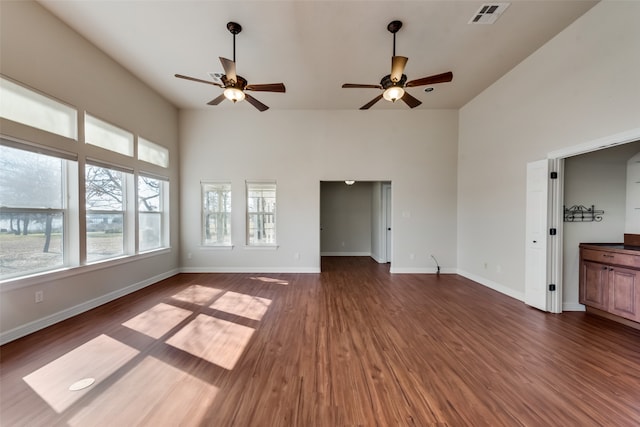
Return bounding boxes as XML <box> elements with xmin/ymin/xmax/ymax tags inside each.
<box><xmin>0</xmin><ymin>140</ymin><xmax>76</xmax><ymax>280</ymax></box>
<box><xmin>246</xmin><ymin>181</ymin><xmax>277</xmax><ymax>247</ymax></box>
<box><xmin>201</xmin><ymin>181</ymin><xmax>232</xmax><ymax>247</ymax></box>
<box><xmin>0</xmin><ymin>77</ymin><xmax>172</xmax><ymax>287</ymax></box>
<box><xmin>0</xmin><ymin>75</ymin><xmax>78</xmax><ymax>141</ymax></box>
<box><xmin>84</xmin><ymin>113</ymin><xmax>134</xmax><ymax>157</ymax></box>
<box><xmin>84</xmin><ymin>161</ymin><xmax>132</xmax><ymax>263</ymax></box>
<box><xmin>138</xmin><ymin>173</ymin><xmax>169</xmax><ymax>252</ymax></box>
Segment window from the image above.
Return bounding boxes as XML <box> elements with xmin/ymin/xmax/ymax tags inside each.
<box><xmin>85</xmin><ymin>163</ymin><xmax>131</xmax><ymax>262</ymax></box>
<box><xmin>138</xmin><ymin>137</ymin><xmax>169</xmax><ymax>168</ymax></box>
<box><xmin>202</xmin><ymin>182</ymin><xmax>231</xmax><ymax>246</ymax></box>
<box><xmin>246</xmin><ymin>181</ymin><xmax>276</xmax><ymax>246</ymax></box>
<box><xmin>0</xmin><ymin>143</ymin><xmax>71</xmax><ymax>279</ymax></box>
<box><xmin>1</xmin><ymin>77</ymin><xmax>173</xmax><ymax>283</ymax></box>
<box><xmin>138</xmin><ymin>175</ymin><xmax>168</xmax><ymax>251</ymax></box>
<box><xmin>85</xmin><ymin>114</ymin><xmax>133</xmax><ymax>157</ymax></box>
<box><xmin>0</xmin><ymin>76</ymin><xmax>77</xmax><ymax>140</ymax></box>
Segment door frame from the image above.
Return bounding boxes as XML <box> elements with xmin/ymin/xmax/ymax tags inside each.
<box><xmin>382</xmin><ymin>183</ymin><xmax>392</xmax><ymax>263</ymax></box>
<box><xmin>546</xmin><ymin>127</ymin><xmax>640</xmax><ymax>313</ymax></box>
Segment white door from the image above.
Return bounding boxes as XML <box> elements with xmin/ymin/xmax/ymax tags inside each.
<box><xmin>525</xmin><ymin>159</ymin><xmax>550</xmax><ymax>311</ymax></box>
<box><xmin>383</xmin><ymin>184</ymin><xmax>392</xmax><ymax>263</ymax></box>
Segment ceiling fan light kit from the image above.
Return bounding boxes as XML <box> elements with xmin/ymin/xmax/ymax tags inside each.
<box><xmin>383</xmin><ymin>86</ymin><xmax>404</xmax><ymax>102</ymax></box>
<box><xmin>341</xmin><ymin>20</ymin><xmax>453</xmax><ymax>110</ymax></box>
<box><xmin>174</xmin><ymin>21</ymin><xmax>286</xmax><ymax>112</ymax></box>
<box><xmin>224</xmin><ymin>87</ymin><xmax>245</xmax><ymax>103</ymax></box>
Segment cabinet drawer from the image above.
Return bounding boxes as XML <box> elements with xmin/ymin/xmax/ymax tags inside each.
<box><xmin>581</xmin><ymin>248</ymin><xmax>640</xmax><ymax>269</ymax></box>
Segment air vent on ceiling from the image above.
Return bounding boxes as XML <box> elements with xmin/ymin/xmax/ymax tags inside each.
<box><xmin>469</xmin><ymin>3</ymin><xmax>510</xmax><ymax>24</ymax></box>
<box><xmin>207</xmin><ymin>72</ymin><xmax>224</xmax><ymax>84</ymax></box>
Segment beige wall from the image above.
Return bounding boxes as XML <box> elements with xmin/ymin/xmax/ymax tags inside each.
<box><xmin>0</xmin><ymin>1</ymin><xmax>180</xmax><ymax>342</ymax></box>
<box><xmin>179</xmin><ymin>109</ymin><xmax>459</xmax><ymax>273</ymax></box>
<box><xmin>458</xmin><ymin>0</ymin><xmax>640</xmax><ymax>301</ymax></box>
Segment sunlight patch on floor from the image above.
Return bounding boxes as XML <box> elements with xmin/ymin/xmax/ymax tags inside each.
<box><xmin>171</xmin><ymin>284</ymin><xmax>223</xmax><ymax>305</ymax></box>
<box><xmin>165</xmin><ymin>314</ymin><xmax>254</xmax><ymax>370</ymax></box>
<box><xmin>22</xmin><ymin>334</ymin><xmax>139</xmax><ymax>413</ymax></box>
<box><xmin>122</xmin><ymin>303</ymin><xmax>192</xmax><ymax>339</ymax></box>
<box><xmin>69</xmin><ymin>355</ymin><xmax>217</xmax><ymax>426</ymax></box>
<box><xmin>250</xmin><ymin>276</ymin><xmax>289</xmax><ymax>285</ymax></box>
<box><xmin>211</xmin><ymin>291</ymin><xmax>272</xmax><ymax>321</ymax></box>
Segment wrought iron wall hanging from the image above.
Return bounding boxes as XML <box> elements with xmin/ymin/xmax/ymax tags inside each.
<box><xmin>564</xmin><ymin>205</ymin><xmax>604</xmax><ymax>222</ymax></box>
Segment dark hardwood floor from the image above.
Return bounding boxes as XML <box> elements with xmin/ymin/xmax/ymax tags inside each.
<box><xmin>2</xmin><ymin>256</ymin><xmax>640</xmax><ymax>426</ymax></box>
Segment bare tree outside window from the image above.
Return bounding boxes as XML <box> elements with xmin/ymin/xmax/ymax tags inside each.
<box><xmin>0</xmin><ymin>145</ymin><xmax>65</xmax><ymax>279</ymax></box>
<box><xmin>246</xmin><ymin>182</ymin><xmax>276</xmax><ymax>246</ymax></box>
<box><xmin>202</xmin><ymin>182</ymin><xmax>231</xmax><ymax>246</ymax></box>
<box><xmin>85</xmin><ymin>165</ymin><xmax>126</xmax><ymax>262</ymax></box>
<box><xmin>139</xmin><ymin>176</ymin><xmax>163</xmax><ymax>251</ymax></box>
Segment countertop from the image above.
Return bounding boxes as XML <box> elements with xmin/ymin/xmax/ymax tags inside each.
<box><xmin>580</xmin><ymin>242</ymin><xmax>640</xmax><ymax>254</ymax></box>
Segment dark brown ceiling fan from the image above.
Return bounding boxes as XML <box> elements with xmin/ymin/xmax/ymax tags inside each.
<box><xmin>175</xmin><ymin>22</ymin><xmax>285</xmax><ymax>112</ymax></box>
<box><xmin>342</xmin><ymin>20</ymin><xmax>453</xmax><ymax>110</ymax></box>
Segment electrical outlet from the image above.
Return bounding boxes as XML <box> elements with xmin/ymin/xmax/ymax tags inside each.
<box><xmin>35</xmin><ymin>291</ymin><xmax>44</xmax><ymax>303</ymax></box>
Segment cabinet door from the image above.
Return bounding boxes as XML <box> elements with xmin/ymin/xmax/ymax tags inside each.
<box><xmin>580</xmin><ymin>261</ymin><xmax>609</xmax><ymax>310</ymax></box>
<box><xmin>608</xmin><ymin>266</ymin><xmax>640</xmax><ymax>321</ymax></box>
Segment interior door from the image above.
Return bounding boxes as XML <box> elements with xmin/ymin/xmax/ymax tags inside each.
<box><xmin>383</xmin><ymin>184</ymin><xmax>392</xmax><ymax>263</ymax></box>
<box><xmin>525</xmin><ymin>159</ymin><xmax>550</xmax><ymax>311</ymax></box>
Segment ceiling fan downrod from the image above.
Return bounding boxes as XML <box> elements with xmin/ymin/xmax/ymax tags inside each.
<box><xmin>387</xmin><ymin>20</ymin><xmax>402</xmax><ymax>57</ymax></box>
<box><xmin>226</xmin><ymin>21</ymin><xmax>242</xmax><ymax>63</ymax></box>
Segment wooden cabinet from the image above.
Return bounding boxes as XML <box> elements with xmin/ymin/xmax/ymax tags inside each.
<box><xmin>579</xmin><ymin>244</ymin><xmax>640</xmax><ymax>324</ymax></box>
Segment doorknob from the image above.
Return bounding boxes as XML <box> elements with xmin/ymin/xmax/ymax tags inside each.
<box><xmin>533</xmin><ymin>240</ymin><xmax>537</xmax><ymax>243</ymax></box>
<box><xmin>387</xmin><ymin>228</ymin><xmax>391</xmax><ymax>231</ymax></box>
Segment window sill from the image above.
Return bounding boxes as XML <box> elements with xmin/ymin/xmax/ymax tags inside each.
<box><xmin>0</xmin><ymin>247</ymin><xmax>172</xmax><ymax>292</ymax></box>
<box><xmin>200</xmin><ymin>245</ymin><xmax>234</xmax><ymax>251</ymax></box>
<box><xmin>243</xmin><ymin>245</ymin><xmax>279</xmax><ymax>251</ymax></box>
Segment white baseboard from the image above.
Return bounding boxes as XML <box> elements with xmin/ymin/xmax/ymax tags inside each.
<box><xmin>456</xmin><ymin>269</ymin><xmax>525</xmax><ymax>302</ymax></box>
<box><xmin>0</xmin><ymin>269</ymin><xmax>180</xmax><ymax>346</ymax></box>
<box><xmin>563</xmin><ymin>302</ymin><xmax>586</xmax><ymax>311</ymax></box>
<box><xmin>320</xmin><ymin>252</ymin><xmax>371</xmax><ymax>257</ymax></box>
<box><xmin>181</xmin><ymin>267</ymin><xmax>320</xmax><ymax>273</ymax></box>
<box><xmin>370</xmin><ymin>254</ymin><xmax>386</xmax><ymax>264</ymax></box>
<box><xmin>390</xmin><ymin>267</ymin><xmax>457</xmax><ymax>274</ymax></box>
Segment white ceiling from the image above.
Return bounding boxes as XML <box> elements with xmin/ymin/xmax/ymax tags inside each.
<box><xmin>38</xmin><ymin>0</ymin><xmax>599</xmax><ymax>111</ymax></box>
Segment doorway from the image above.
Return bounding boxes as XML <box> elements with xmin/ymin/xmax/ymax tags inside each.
<box><xmin>319</xmin><ymin>181</ymin><xmax>392</xmax><ymax>270</ymax></box>
<box><xmin>534</xmin><ymin>128</ymin><xmax>640</xmax><ymax>313</ymax></box>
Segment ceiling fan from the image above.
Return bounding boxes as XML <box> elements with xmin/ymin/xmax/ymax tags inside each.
<box><xmin>175</xmin><ymin>22</ymin><xmax>285</xmax><ymax>112</ymax></box>
<box><xmin>342</xmin><ymin>20</ymin><xmax>453</xmax><ymax>110</ymax></box>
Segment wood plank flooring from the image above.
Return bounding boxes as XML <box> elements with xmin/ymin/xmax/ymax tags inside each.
<box><xmin>2</xmin><ymin>256</ymin><xmax>640</xmax><ymax>426</ymax></box>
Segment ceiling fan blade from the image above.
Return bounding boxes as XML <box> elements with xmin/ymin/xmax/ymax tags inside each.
<box><xmin>175</xmin><ymin>74</ymin><xmax>222</xmax><ymax>87</ymax></box>
<box><xmin>207</xmin><ymin>93</ymin><xmax>226</xmax><ymax>106</ymax></box>
<box><xmin>390</xmin><ymin>56</ymin><xmax>408</xmax><ymax>82</ymax></box>
<box><xmin>245</xmin><ymin>93</ymin><xmax>269</xmax><ymax>112</ymax></box>
<box><xmin>219</xmin><ymin>57</ymin><xmax>237</xmax><ymax>83</ymax></box>
<box><xmin>342</xmin><ymin>83</ymin><xmax>383</xmax><ymax>89</ymax></box>
<box><xmin>406</xmin><ymin>71</ymin><xmax>453</xmax><ymax>87</ymax></box>
<box><xmin>400</xmin><ymin>91</ymin><xmax>422</xmax><ymax>109</ymax></box>
<box><xmin>245</xmin><ymin>83</ymin><xmax>286</xmax><ymax>92</ymax></box>
<box><xmin>360</xmin><ymin>94</ymin><xmax>384</xmax><ymax>110</ymax></box>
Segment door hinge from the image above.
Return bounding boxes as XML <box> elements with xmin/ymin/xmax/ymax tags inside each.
<box><xmin>549</xmin><ymin>284</ymin><xmax>556</xmax><ymax>291</ymax></box>
<box><xmin>550</xmin><ymin>171</ymin><xmax>558</xmax><ymax>179</ymax></box>
<box><xmin>549</xmin><ymin>228</ymin><xmax>557</xmax><ymax>235</ymax></box>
